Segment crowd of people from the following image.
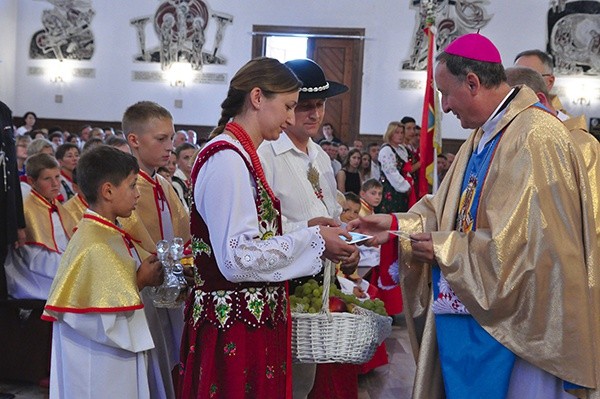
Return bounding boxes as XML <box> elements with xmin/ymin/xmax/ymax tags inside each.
<box><xmin>1</xmin><ymin>31</ymin><xmax>600</xmax><ymax>399</ymax></box>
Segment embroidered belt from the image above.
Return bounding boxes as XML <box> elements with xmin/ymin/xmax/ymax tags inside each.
<box><xmin>188</xmin><ymin>285</ymin><xmax>287</xmax><ymax>330</ymax></box>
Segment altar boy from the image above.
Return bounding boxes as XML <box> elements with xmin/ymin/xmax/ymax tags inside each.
<box><xmin>119</xmin><ymin>101</ymin><xmax>190</xmax><ymax>399</ymax></box>
<box><xmin>43</xmin><ymin>146</ymin><xmax>163</xmax><ymax>399</ymax></box>
<box><xmin>4</xmin><ymin>153</ymin><xmax>77</xmax><ymax>299</ymax></box>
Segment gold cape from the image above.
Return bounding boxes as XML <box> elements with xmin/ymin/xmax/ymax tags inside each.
<box><xmin>63</xmin><ymin>193</ymin><xmax>89</xmax><ymax>222</ymax></box>
<box><xmin>43</xmin><ymin>212</ymin><xmax>147</xmax><ymax>320</ymax></box>
<box><xmin>564</xmin><ymin>115</ymin><xmax>600</xmax><ymax>242</ymax></box>
<box><xmin>359</xmin><ymin>199</ymin><xmax>374</xmax><ymax>217</ymax></box>
<box><xmin>119</xmin><ymin>170</ymin><xmax>190</xmax><ymax>253</ymax></box>
<box><xmin>550</xmin><ymin>93</ymin><xmax>572</xmax><ymax>117</ymax></box>
<box><xmin>23</xmin><ymin>189</ymin><xmax>77</xmax><ymax>252</ymax></box>
<box><xmin>396</xmin><ymin>86</ymin><xmax>600</xmax><ymax>399</ymax></box>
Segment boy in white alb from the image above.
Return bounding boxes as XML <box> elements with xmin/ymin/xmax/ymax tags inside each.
<box><xmin>119</xmin><ymin>101</ymin><xmax>191</xmax><ymax>399</ymax></box>
<box><xmin>43</xmin><ymin>146</ymin><xmax>163</xmax><ymax>399</ymax></box>
<box><xmin>4</xmin><ymin>153</ymin><xmax>77</xmax><ymax>299</ymax></box>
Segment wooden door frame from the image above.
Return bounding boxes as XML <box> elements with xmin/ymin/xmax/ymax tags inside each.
<box><xmin>252</xmin><ymin>25</ymin><xmax>364</xmax><ymax>141</ymax></box>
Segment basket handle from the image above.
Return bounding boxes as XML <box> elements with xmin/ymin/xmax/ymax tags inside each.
<box><xmin>320</xmin><ymin>260</ymin><xmax>333</xmax><ymax>322</ymax></box>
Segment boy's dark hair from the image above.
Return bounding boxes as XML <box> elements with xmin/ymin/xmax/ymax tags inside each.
<box><xmin>175</xmin><ymin>142</ymin><xmax>196</xmax><ymax>158</ymax></box>
<box><xmin>77</xmin><ymin>145</ymin><xmax>139</xmax><ymax>205</ymax></box>
<box><xmin>122</xmin><ymin>101</ymin><xmax>173</xmax><ymax>136</ymax></box>
<box><xmin>361</xmin><ymin>178</ymin><xmax>383</xmax><ymax>192</ymax></box>
<box><xmin>344</xmin><ymin>191</ymin><xmax>361</xmax><ymax>205</ymax></box>
<box><xmin>401</xmin><ymin>116</ymin><xmax>416</xmax><ymax>125</ymax></box>
<box><xmin>55</xmin><ymin>143</ymin><xmax>80</xmax><ymax>160</ymax></box>
<box><xmin>26</xmin><ymin>153</ymin><xmax>59</xmax><ymax>179</ymax></box>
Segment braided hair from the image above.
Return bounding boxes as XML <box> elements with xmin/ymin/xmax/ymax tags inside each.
<box><xmin>210</xmin><ymin>57</ymin><xmax>301</xmax><ymax>137</ymax></box>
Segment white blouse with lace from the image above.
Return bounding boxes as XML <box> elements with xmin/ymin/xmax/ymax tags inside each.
<box><xmin>194</xmin><ymin>135</ymin><xmax>325</xmax><ymax>283</ymax></box>
<box><xmin>378</xmin><ymin>144</ymin><xmax>411</xmax><ymax>193</ymax></box>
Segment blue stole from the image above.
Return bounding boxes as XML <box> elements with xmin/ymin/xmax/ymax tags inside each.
<box><xmin>434</xmin><ymin>102</ymin><xmax>581</xmax><ymax>398</ymax></box>
<box><xmin>433</xmin><ymin>129</ymin><xmax>516</xmax><ymax>399</ymax></box>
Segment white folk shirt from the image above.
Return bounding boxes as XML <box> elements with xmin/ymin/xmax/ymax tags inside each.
<box><xmin>378</xmin><ymin>144</ymin><xmax>411</xmax><ymax>193</ymax></box>
<box><xmin>194</xmin><ymin>135</ymin><xmax>325</xmax><ymax>283</ymax></box>
<box><xmin>259</xmin><ymin>133</ymin><xmax>341</xmax><ymax>233</ymax></box>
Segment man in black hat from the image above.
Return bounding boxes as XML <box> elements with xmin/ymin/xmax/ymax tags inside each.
<box><xmin>258</xmin><ymin>59</ymin><xmax>359</xmax><ymax>398</ymax></box>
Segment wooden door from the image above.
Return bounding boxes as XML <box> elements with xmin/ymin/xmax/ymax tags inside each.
<box><xmin>310</xmin><ymin>38</ymin><xmax>362</xmax><ymax>144</ymax></box>
<box><xmin>252</xmin><ymin>26</ymin><xmax>364</xmax><ymax>145</ymax></box>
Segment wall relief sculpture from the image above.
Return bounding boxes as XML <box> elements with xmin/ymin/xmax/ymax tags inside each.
<box><xmin>130</xmin><ymin>0</ymin><xmax>233</xmax><ymax>71</ymax></box>
<box><xmin>29</xmin><ymin>0</ymin><xmax>95</xmax><ymax>60</ymax></box>
<box><xmin>548</xmin><ymin>0</ymin><xmax>600</xmax><ymax>74</ymax></box>
<box><xmin>403</xmin><ymin>0</ymin><xmax>492</xmax><ymax>70</ymax></box>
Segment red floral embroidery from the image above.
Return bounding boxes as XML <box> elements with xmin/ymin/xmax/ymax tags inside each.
<box><xmin>224</xmin><ymin>342</ymin><xmax>237</xmax><ymax>356</ymax></box>
<box><xmin>266</xmin><ymin>365</ymin><xmax>275</xmax><ymax>379</ymax></box>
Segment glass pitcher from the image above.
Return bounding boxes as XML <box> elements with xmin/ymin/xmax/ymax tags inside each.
<box><xmin>150</xmin><ymin>238</ymin><xmax>188</xmax><ymax>308</ymax></box>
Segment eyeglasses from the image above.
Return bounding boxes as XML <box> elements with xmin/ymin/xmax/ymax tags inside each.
<box><xmin>541</xmin><ymin>74</ymin><xmax>553</xmax><ymax>77</ymax></box>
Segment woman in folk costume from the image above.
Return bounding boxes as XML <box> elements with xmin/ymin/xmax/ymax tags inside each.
<box><xmin>178</xmin><ymin>57</ymin><xmax>356</xmax><ymax>399</ymax></box>
<box><xmin>375</xmin><ymin>121</ymin><xmax>416</xmax><ymax>215</ymax></box>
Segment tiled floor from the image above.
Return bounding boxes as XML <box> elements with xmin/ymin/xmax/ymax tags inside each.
<box><xmin>0</xmin><ymin>314</ymin><xmax>416</xmax><ymax>399</ymax></box>
<box><xmin>358</xmin><ymin>315</ymin><xmax>416</xmax><ymax>399</ymax></box>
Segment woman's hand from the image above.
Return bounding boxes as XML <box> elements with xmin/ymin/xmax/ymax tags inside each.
<box><xmin>320</xmin><ymin>226</ymin><xmax>356</xmax><ymax>263</ymax></box>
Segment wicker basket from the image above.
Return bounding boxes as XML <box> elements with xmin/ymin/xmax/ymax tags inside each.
<box><xmin>291</xmin><ymin>261</ymin><xmax>393</xmax><ymax>364</ymax></box>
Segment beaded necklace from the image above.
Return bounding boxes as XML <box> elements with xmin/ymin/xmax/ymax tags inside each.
<box><xmin>225</xmin><ymin>122</ymin><xmax>277</xmax><ymax>201</ymax></box>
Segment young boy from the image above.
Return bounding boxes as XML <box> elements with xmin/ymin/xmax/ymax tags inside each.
<box><xmin>171</xmin><ymin>142</ymin><xmax>196</xmax><ymax>213</ymax></box>
<box><xmin>336</xmin><ymin>192</ymin><xmax>376</xmax><ymax>300</ymax></box>
<box><xmin>340</xmin><ymin>191</ymin><xmax>361</xmax><ymax>224</ymax></box>
<box><xmin>62</xmin><ymin>167</ymin><xmax>89</xmax><ymax>222</ymax></box>
<box><xmin>55</xmin><ymin>143</ymin><xmax>80</xmax><ymax>202</ymax></box>
<box><xmin>359</xmin><ymin>178</ymin><xmax>383</xmax><ymax>217</ymax></box>
<box><xmin>119</xmin><ymin>101</ymin><xmax>190</xmax><ymax>399</ymax></box>
<box><xmin>43</xmin><ymin>146</ymin><xmax>163</xmax><ymax>398</ymax></box>
<box><xmin>4</xmin><ymin>153</ymin><xmax>77</xmax><ymax>299</ymax></box>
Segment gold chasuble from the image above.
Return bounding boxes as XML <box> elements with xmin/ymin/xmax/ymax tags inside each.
<box><xmin>120</xmin><ymin>170</ymin><xmax>190</xmax><ymax>253</ymax></box>
<box><xmin>24</xmin><ymin>190</ymin><xmax>77</xmax><ymax>252</ymax></box>
<box><xmin>550</xmin><ymin>93</ymin><xmax>572</xmax><ymax>117</ymax></box>
<box><xmin>396</xmin><ymin>86</ymin><xmax>600</xmax><ymax>399</ymax></box>
<box><xmin>63</xmin><ymin>193</ymin><xmax>89</xmax><ymax>222</ymax></box>
<box><xmin>564</xmin><ymin>115</ymin><xmax>600</xmax><ymax>241</ymax></box>
<box><xmin>43</xmin><ymin>212</ymin><xmax>147</xmax><ymax>320</ymax></box>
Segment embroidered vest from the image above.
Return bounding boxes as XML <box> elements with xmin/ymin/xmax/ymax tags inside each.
<box><xmin>188</xmin><ymin>140</ymin><xmax>287</xmax><ymax>330</ymax></box>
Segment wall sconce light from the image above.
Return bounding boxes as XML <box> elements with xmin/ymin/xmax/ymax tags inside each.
<box><xmin>165</xmin><ymin>62</ymin><xmax>193</xmax><ymax>88</ymax></box>
<box><xmin>50</xmin><ymin>74</ymin><xmax>64</xmax><ymax>84</ymax></box>
<box><xmin>572</xmin><ymin>96</ymin><xmax>591</xmax><ymax>107</ymax></box>
<box><xmin>48</xmin><ymin>60</ymin><xmax>71</xmax><ymax>84</ymax></box>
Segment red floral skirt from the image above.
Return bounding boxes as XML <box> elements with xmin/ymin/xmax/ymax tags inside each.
<box><xmin>178</xmin><ymin>315</ymin><xmax>288</xmax><ymax>398</ymax></box>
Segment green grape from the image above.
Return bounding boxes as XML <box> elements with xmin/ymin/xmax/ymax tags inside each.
<box><xmin>307</xmin><ymin>279</ymin><xmax>318</xmax><ymax>285</ymax></box>
<box><xmin>312</xmin><ymin>288</ymin><xmax>320</xmax><ymax>297</ymax></box>
<box><xmin>294</xmin><ymin>286</ymin><xmax>304</xmax><ymax>297</ymax></box>
<box><xmin>311</xmin><ymin>298</ymin><xmax>323</xmax><ymax>310</ymax></box>
<box><xmin>303</xmin><ymin>285</ymin><xmax>314</xmax><ymax>296</ymax></box>
<box><xmin>308</xmin><ymin>307</ymin><xmax>316</xmax><ymax>313</ymax></box>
